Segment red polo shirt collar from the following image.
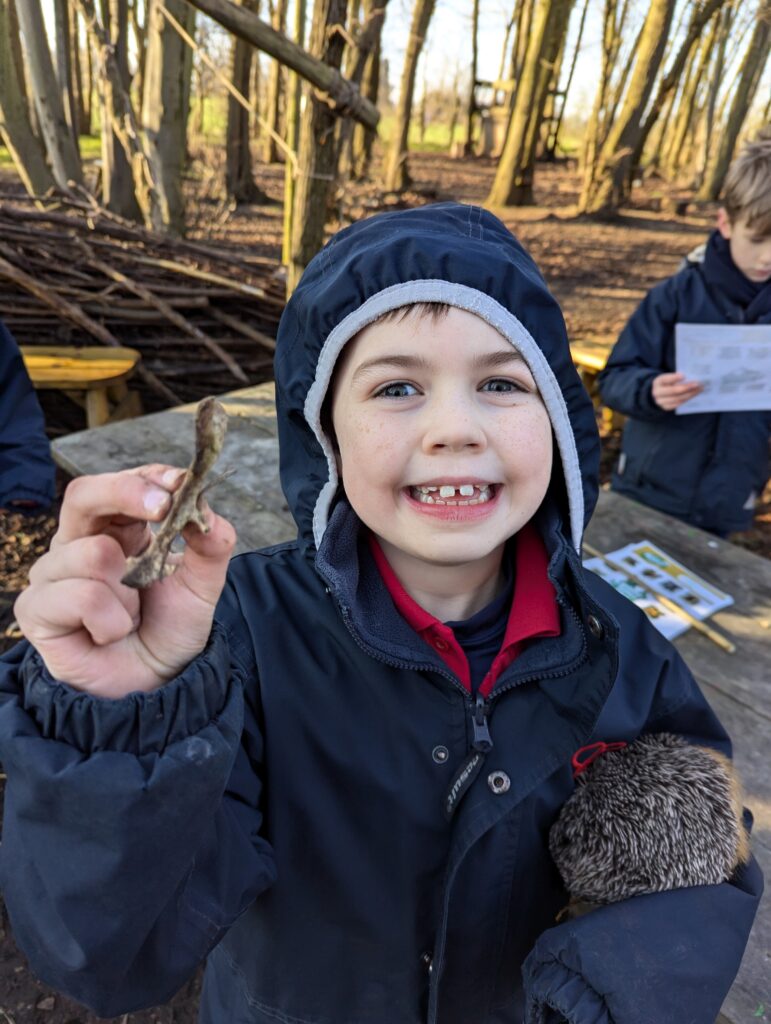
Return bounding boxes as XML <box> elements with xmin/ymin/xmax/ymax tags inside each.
<box><xmin>369</xmin><ymin>522</ymin><xmax>561</xmax><ymax>697</ymax></box>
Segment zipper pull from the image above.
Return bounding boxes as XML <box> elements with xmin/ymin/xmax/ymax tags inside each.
<box><xmin>471</xmin><ymin>695</ymin><xmax>492</xmax><ymax>752</ymax></box>
<box><xmin>443</xmin><ymin>697</ymin><xmax>494</xmax><ymax>820</ymax></box>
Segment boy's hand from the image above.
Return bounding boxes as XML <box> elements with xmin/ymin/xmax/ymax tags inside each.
<box><xmin>14</xmin><ymin>465</ymin><xmax>236</xmax><ymax>699</ymax></box>
<box><xmin>651</xmin><ymin>372</ymin><xmax>703</xmax><ymax>410</ymax></box>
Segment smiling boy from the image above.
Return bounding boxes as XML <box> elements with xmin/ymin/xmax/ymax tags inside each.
<box><xmin>599</xmin><ymin>136</ymin><xmax>771</xmax><ymax>535</ymax></box>
<box><xmin>0</xmin><ymin>203</ymin><xmax>762</xmax><ymax>1024</ymax></box>
<box><xmin>330</xmin><ymin>305</ymin><xmax>553</xmax><ymax>620</ymax></box>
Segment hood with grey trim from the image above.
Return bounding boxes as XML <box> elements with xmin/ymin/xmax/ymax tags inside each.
<box><xmin>273</xmin><ymin>202</ymin><xmax>600</xmax><ymax>555</ymax></box>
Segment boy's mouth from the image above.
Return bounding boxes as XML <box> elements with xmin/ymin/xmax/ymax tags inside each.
<box><xmin>408</xmin><ymin>483</ymin><xmax>497</xmax><ymax>506</ymax></box>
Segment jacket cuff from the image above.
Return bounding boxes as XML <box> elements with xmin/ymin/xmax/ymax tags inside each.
<box><xmin>635</xmin><ymin>372</ymin><xmax>666</xmax><ymax>417</ymax></box>
<box><xmin>19</xmin><ymin>622</ymin><xmax>233</xmax><ymax>756</ymax></box>
<box><xmin>524</xmin><ymin>954</ymin><xmax>612</xmax><ymax>1024</ymax></box>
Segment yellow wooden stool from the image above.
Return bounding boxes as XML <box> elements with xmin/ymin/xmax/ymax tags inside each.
<box><xmin>21</xmin><ymin>346</ymin><xmax>143</xmax><ymax>429</ymax></box>
<box><xmin>570</xmin><ymin>338</ymin><xmax>625</xmax><ymax>432</ymax></box>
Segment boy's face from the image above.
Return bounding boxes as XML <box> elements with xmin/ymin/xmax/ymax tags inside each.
<box><xmin>717</xmin><ymin>208</ymin><xmax>771</xmax><ymax>283</ymax></box>
<box><xmin>330</xmin><ymin>307</ymin><xmax>553</xmax><ymax>580</ymax></box>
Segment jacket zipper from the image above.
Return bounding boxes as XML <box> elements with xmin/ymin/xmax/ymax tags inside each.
<box><xmin>443</xmin><ymin>695</ymin><xmax>493</xmax><ymax>819</ymax></box>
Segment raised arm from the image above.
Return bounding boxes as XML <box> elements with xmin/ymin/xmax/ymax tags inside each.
<box><xmin>0</xmin><ymin>467</ymin><xmax>276</xmax><ymax>1015</ymax></box>
<box><xmin>598</xmin><ymin>276</ymin><xmax>701</xmax><ymax>421</ymax></box>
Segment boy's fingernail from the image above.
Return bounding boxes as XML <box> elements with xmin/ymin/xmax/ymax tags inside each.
<box><xmin>162</xmin><ymin>468</ymin><xmax>185</xmax><ymax>487</ymax></box>
<box><xmin>144</xmin><ymin>487</ymin><xmax>169</xmax><ymax>513</ymax></box>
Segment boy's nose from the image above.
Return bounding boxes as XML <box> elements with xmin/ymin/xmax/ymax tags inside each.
<box><xmin>420</xmin><ymin>397</ymin><xmax>487</xmax><ymax>453</ymax></box>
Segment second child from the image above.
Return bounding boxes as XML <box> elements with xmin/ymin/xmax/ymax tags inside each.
<box><xmin>599</xmin><ymin>137</ymin><xmax>771</xmax><ymax>535</ymax></box>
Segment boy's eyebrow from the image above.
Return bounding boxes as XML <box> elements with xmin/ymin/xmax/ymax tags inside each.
<box><xmin>350</xmin><ymin>348</ymin><xmax>525</xmax><ymax>382</ymax></box>
<box><xmin>471</xmin><ymin>349</ymin><xmax>526</xmax><ymax>369</ymax></box>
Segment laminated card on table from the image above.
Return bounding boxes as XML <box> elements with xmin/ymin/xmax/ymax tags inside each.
<box><xmin>583</xmin><ymin>556</ymin><xmax>690</xmax><ymax>640</ymax></box>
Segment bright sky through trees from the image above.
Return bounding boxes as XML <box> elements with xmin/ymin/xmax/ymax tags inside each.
<box><xmin>39</xmin><ymin>0</ymin><xmax>770</xmax><ymax>129</ymax></box>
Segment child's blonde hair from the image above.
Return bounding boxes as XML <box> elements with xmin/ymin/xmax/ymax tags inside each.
<box><xmin>721</xmin><ymin>135</ymin><xmax>771</xmax><ymax>234</ymax></box>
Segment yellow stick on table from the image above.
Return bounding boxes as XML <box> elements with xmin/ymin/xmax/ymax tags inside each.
<box><xmin>582</xmin><ymin>542</ymin><xmax>736</xmax><ymax>655</ymax></box>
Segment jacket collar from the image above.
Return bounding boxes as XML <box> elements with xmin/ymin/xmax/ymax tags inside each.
<box><xmin>315</xmin><ymin>498</ymin><xmax>601</xmax><ymax>697</ymax></box>
<box><xmin>368</xmin><ymin>524</ymin><xmax>561</xmax><ymax>696</ymax></box>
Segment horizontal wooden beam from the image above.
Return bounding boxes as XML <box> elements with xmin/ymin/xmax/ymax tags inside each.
<box><xmin>184</xmin><ymin>0</ymin><xmax>380</xmax><ymax>129</ymax></box>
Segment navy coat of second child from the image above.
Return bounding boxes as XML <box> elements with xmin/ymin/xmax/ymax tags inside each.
<box><xmin>598</xmin><ymin>230</ymin><xmax>771</xmax><ymax>534</ymax></box>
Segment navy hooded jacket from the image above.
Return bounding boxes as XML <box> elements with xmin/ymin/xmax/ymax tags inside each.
<box><xmin>0</xmin><ymin>205</ymin><xmax>762</xmax><ymax>1024</ymax></box>
<box><xmin>0</xmin><ymin>319</ymin><xmax>56</xmax><ymax>510</ymax></box>
<box><xmin>598</xmin><ymin>230</ymin><xmax>771</xmax><ymax>533</ymax></box>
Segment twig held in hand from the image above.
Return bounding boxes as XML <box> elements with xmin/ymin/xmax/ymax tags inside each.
<box><xmin>121</xmin><ymin>398</ymin><xmax>229</xmax><ymax>588</ymax></box>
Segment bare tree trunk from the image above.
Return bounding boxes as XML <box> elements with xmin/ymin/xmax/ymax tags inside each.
<box><xmin>7</xmin><ymin>0</ymin><xmax>27</xmax><ymax>107</ymax></box>
<box><xmin>262</xmin><ymin>0</ymin><xmax>289</xmax><ymax>162</ymax></box>
<box><xmin>249</xmin><ymin>31</ymin><xmax>261</xmax><ymax>139</ymax></box>
<box><xmin>129</xmin><ymin>0</ymin><xmax>148</xmax><ymax>104</ymax></box>
<box><xmin>226</xmin><ymin>0</ymin><xmax>261</xmax><ymax>200</ymax></box>
<box><xmin>69</xmin><ymin>4</ymin><xmax>89</xmax><ymax>134</ymax></box>
<box><xmin>463</xmin><ymin>0</ymin><xmax>479</xmax><ymax>154</ymax></box>
<box><xmin>338</xmin><ymin>0</ymin><xmax>387</xmax><ymax>179</ymax></box>
<box><xmin>77</xmin><ymin>0</ymin><xmax>164</xmax><ymax>227</ymax></box>
<box><xmin>629</xmin><ymin>0</ymin><xmax>726</xmax><ymax>182</ymax></box>
<box><xmin>97</xmin><ymin>0</ymin><xmax>143</xmax><ymax>220</ymax></box>
<box><xmin>543</xmin><ymin>0</ymin><xmax>589</xmax><ymax>158</ymax></box>
<box><xmin>538</xmin><ymin>25</ymin><xmax>567</xmax><ymax>158</ymax></box>
<box><xmin>646</xmin><ymin>86</ymin><xmax>675</xmax><ymax>172</ymax></box>
<box><xmin>0</xmin><ymin>0</ymin><xmax>57</xmax><ymax>196</ymax></box>
<box><xmin>487</xmin><ymin>0</ymin><xmax>575</xmax><ymax>206</ymax></box>
<box><xmin>699</xmin><ymin>0</ymin><xmax>771</xmax><ymax>201</ymax></box>
<box><xmin>696</xmin><ymin>5</ymin><xmax>732</xmax><ymax>189</ymax></box>
<box><xmin>497</xmin><ymin>11</ymin><xmax>515</xmax><ymax>82</ymax></box>
<box><xmin>53</xmin><ymin>0</ymin><xmax>79</xmax><ymax>142</ymax></box>
<box><xmin>282</xmin><ymin>0</ymin><xmax>306</xmax><ymax>264</ymax></box>
<box><xmin>660</xmin><ymin>38</ymin><xmax>701</xmax><ymax>178</ymax></box>
<box><xmin>578</xmin><ymin>0</ymin><xmax>677</xmax><ymax>215</ymax></box>
<box><xmin>383</xmin><ymin>0</ymin><xmax>436</xmax><ymax>191</ymax></box>
<box><xmin>349</xmin><ymin>3</ymin><xmax>382</xmax><ymax>178</ymax></box>
<box><xmin>417</xmin><ymin>73</ymin><xmax>427</xmax><ymax>144</ymax></box>
<box><xmin>663</xmin><ymin>20</ymin><xmax>717</xmax><ymax>181</ymax></box>
<box><xmin>579</xmin><ymin>0</ymin><xmax>627</xmax><ymax>182</ymax></box>
<box><xmin>508</xmin><ymin>0</ymin><xmax>534</xmax><ymax>112</ymax></box>
<box><xmin>446</xmin><ymin>66</ymin><xmax>461</xmax><ymax>151</ymax></box>
<box><xmin>82</xmin><ymin>10</ymin><xmax>95</xmax><ymax>133</ymax></box>
<box><xmin>288</xmin><ymin>0</ymin><xmax>348</xmax><ymax>291</ymax></box>
<box><xmin>142</xmin><ymin>0</ymin><xmax>196</xmax><ymax>233</ymax></box>
<box><xmin>15</xmin><ymin>0</ymin><xmax>83</xmax><ymax>189</ymax></box>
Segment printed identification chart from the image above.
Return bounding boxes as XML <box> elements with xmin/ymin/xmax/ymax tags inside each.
<box><xmin>675</xmin><ymin>323</ymin><xmax>771</xmax><ymax>414</ymax></box>
<box><xmin>583</xmin><ymin>557</ymin><xmax>690</xmax><ymax>639</ymax></box>
<box><xmin>584</xmin><ymin>540</ymin><xmax>734</xmax><ymax>640</ymax></box>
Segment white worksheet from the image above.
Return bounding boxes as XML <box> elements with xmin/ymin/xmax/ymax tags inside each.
<box><xmin>674</xmin><ymin>322</ymin><xmax>771</xmax><ymax>414</ymax></box>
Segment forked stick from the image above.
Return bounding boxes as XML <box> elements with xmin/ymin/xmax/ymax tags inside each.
<box><xmin>122</xmin><ymin>397</ymin><xmax>228</xmax><ymax>588</ymax></box>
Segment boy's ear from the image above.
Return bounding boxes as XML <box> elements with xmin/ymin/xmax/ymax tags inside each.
<box><xmin>716</xmin><ymin>207</ymin><xmax>732</xmax><ymax>240</ymax></box>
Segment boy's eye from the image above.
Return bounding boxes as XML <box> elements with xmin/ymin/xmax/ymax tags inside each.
<box><xmin>373</xmin><ymin>381</ymin><xmax>419</xmax><ymax>398</ymax></box>
<box><xmin>481</xmin><ymin>378</ymin><xmax>527</xmax><ymax>394</ymax></box>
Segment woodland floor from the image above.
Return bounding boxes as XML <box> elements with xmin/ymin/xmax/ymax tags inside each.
<box><xmin>0</xmin><ymin>148</ymin><xmax>769</xmax><ymax>1022</ymax></box>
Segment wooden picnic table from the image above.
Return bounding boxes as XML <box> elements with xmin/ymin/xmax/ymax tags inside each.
<box><xmin>52</xmin><ymin>383</ymin><xmax>770</xmax><ymax>1023</ymax></box>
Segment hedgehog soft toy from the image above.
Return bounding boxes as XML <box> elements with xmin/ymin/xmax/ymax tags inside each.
<box><xmin>549</xmin><ymin>733</ymin><xmax>750</xmax><ymax>917</ymax></box>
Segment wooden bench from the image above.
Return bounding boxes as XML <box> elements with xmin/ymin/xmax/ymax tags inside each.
<box><xmin>21</xmin><ymin>345</ymin><xmax>143</xmax><ymax>429</ymax></box>
<box><xmin>570</xmin><ymin>338</ymin><xmax>624</xmax><ymax>431</ymax></box>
